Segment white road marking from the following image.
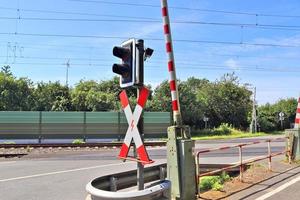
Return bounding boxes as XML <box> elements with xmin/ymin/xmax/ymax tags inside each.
<box><xmin>255</xmin><ymin>175</ymin><xmax>300</xmax><ymax>200</ymax></box>
<box><xmin>0</xmin><ymin>162</ymin><xmax>131</xmax><ymax>182</ymax></box>
<box><xmin>0</xmin><ymin>161</ymin><xmax>16</xmax><ymax>165</ymax></box>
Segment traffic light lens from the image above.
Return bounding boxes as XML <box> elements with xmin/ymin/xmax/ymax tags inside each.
<box><xmin>113</xmin><ymin>46</ymin><xmax>130</xmax><ymax>60</ymax></box>
<box><xmin>112</xmin><ymin>64</ymin><xmax>130</xmax><ymax>75</ymax></box>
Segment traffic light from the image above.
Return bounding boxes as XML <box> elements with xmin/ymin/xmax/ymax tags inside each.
<box><xmin>112</xmin><ymin>39</ymin><xmax>154</xmax><ymax>88</ymax></box>
<box><xmin>112</xmin><ymin>39</ymin><xmax>136</xmax><ymax>88</ymax></box>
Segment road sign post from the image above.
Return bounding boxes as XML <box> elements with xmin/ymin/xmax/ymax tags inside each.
<box><xmin>203</xmin><ymin>116</ymin><xmax>209</xmax><ymax>129</ymax></box>
<box><xmin>279</xmin><ymin>112</ymin><xmax>285</xmax><ymax>130</ymax></box>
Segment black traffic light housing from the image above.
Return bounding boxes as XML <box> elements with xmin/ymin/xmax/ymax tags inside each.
<box><xmin>112</xmin><ymin>39</ymin><xmax>136</xmax><ymax>88</ymax></box>
<box><xmin>112</xmin><ymin>39</ymin><xmax>154</xmax><ymax>88</ymax></box>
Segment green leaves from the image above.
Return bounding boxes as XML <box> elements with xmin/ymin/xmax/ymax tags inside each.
<box><xmin>258</xmin><ymin>98</ymin><xmax>297</xmax><ymax>132</ymax></box>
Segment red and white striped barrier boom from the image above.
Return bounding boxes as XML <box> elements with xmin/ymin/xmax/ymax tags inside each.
<box><xmin>118</xmin><ymin>86</ymin><xmax>152</xmax><ymax>165</ymax></box>
<box><xmin>161</xmin><ymin>0</ymin><xmax>182</xmax><ymax>125</ymax></box>
<box><xmin>295</xmin><ymin>97</ymin><xmax>300</xmax><ymax>129</ymax></box>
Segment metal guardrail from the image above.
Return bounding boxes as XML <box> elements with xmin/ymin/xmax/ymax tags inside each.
<box><xmin>0</xmin><ymin>141</ymin><xmax>166</xmax><ymax>149</ymax></box>
<box><xmin>195</xmin><ymin>136</ymin><xmax>292</xmax><ymax>196</ymax></box>
<box><xmin>85</xmin><ymin>164</ymin><xmax>170</xmax><ymax>200</ymax></box>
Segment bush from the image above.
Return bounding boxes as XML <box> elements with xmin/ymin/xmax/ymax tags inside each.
<box><xmin>199</xmin><ymin>172</ymin><xmax>231</xmax><ymax>191</ymax></box>
<box><xmin>213</xmin><ymin>123</ymin><xmax>232</xmax><ymax>135</ymax></box>
<box><xmin>193</xmin><ymin>123</ymin><xmax>248</xmax><ymax>137</ymax></box>
<box><xmin>200</xmin><ymin>176</ymin><xmax>220</xmax><ymax>191</ymax></box>
<box><xmin>72</xmin><ymin>139</ymin><xmax>85</xmax><ymax>144</ymax></box>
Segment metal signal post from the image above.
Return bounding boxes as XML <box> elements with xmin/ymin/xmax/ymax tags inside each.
<box><xmin>112</xmin><ymin>39</ymin><xmax>154</xmax><ymax>191</ymax></box>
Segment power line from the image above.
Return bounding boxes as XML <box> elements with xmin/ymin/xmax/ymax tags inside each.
<box><xmin>3</xmin><ymin>61</ymin><xmax>300</xmax><ymax>73</ymax></box>
<box><xmin>68</xmin><ymin>0</ymin><xmax>300</xmax><ymax>19</ymax></box>
<box><xmin>0</xmin><ymin>6</ymin><xmax>156</xmax><ymax>20</ymax></box>
<box><xmin>1</xmin><ymin>32</ymin><xmax>300</xmax><ymax>48</ymax></box>
<box><xmin>1</xmin><ymin>16</ymin><xmax>300</xmax><ymax>32</ymax></box>
<box><xmin>2</xmin><ymin>55</ymin><xmax>300</xmax><ymax>69</ymax></box>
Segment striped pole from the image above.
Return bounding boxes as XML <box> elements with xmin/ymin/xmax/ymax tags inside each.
<box><xmin>161</xmin><ymin>0</ymin><xmax>182</xmax><ymax>125</ymax></box>
<box><xmin>294</xmin><ymin>97</ymin><xmax>300</xmax><ymax>129</ymax></box>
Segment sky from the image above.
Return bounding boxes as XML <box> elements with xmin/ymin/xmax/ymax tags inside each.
<box><xmin>0</xmin><ymin>0</ymin><xmax>300</xmax><ymax>105</ymax></box>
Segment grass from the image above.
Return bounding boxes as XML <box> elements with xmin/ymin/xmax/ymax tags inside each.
<box><xmin>192</xmin><ymin>132</ymin><xmax>268</xmax><ymax>140</ymax></box>
<box><xmin>2</xmin><ymin>141</ymin><xmax>16</xmax><ymax>144</ymax></box>
<box><xmin>200</xmin><ymin>172</ymin><xmax>231</xmax><ymax>191</ymax></box>
<box><xmin>192</xmin><ymin>123</ymin><xmax>284</xmax><ymax>140</ymax></box>
<box><xmin>72</xmin><ymin>139</ymin><xmax>86</xmax><ymax>144</ymax></box>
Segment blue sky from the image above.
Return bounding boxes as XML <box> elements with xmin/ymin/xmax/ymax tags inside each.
<box><xmin>0</xmin><ymin>0</ymin><xmax>300</xmax><ymax>104</ymax></box>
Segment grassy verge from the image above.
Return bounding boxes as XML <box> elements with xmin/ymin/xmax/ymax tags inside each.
<box><xmin>192</xmin><ymin>132</ymin><xmax>268</xmax><ymax>140</ymax></box>
<box><xmin>192</xmin><ymin>123</ymin><xmax>284</xmax><ymax>140</ymax></box>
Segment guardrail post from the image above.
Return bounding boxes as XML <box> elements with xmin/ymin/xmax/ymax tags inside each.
<box><xmin>239</xmin><ymin>145</ymin><xmax>243</xmax><ymax>182</ymax></box>
<box><xmin>268</xmin><ymin>140</ymin><xmax>272</xmax><ymax>171</ymax></box>
<box><xmin>110</xmin><ymin>176</ymin><xmax>117</xmax><ymax>191</ymax></box>
<box><xmin>159</xmin><ymin>166</ymin><xmax>166</xmax><ymax>181</ymax></box>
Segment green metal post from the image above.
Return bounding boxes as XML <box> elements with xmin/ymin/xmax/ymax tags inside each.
<box><xmin>83</xmin><ymin>112</ymin><xmax>87</xmax><ymax>142</ymax></box>
<box><xmin>38</xmin><ymin>111</ymin><xmax>42</xmax><ymax>144</ymax></box>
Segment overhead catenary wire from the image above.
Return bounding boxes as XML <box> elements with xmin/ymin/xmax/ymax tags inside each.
<box><xmin>1</xmin><ymin>32</ymin><xmax>300</xmax><ymax>48</ymax></box>
<box><xmin>3</xmin><ymin>61</ymin><xmax>300</xmax><ymax>73</ymax></box>
<box><xmin>1</xmin><ymin>16</ymin><xmax>300</xmax><ymax>32</ymax></box>
<box><xmin>68</xmin><ymin>0</ymin><xmax>300</xmax><ymax>19</ymax></box>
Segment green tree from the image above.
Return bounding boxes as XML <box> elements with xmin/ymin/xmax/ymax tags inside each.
<box><xmin>258</xmin><ymin>98</ymin><xmax>297</xmax><ymax>132</ymax></box>
<box><xmin>33</xmin><ymin>81</ymin><xmax>71</xmax><ymax>111</ymax></box>
<box><xmin>71</xmin><ymin>79</ymin><xmax>117</xmax><ymax>111</ymax></box>
<box><xmin>0</xmin><ymin>68</ymin><xmax>34</xmax><ymax>111</ymax></box>
<box><xmin>197</xmin><ymin>74</ymin><xmax>252</xmax><ymax>129</ymax></box>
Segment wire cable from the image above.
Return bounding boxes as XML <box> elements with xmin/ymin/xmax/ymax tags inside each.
<box><xmin>1</xmin><ymin>32</ymin><xmax>299</xmax><ymax>48</ymax></box>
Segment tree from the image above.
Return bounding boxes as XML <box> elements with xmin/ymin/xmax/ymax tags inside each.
<box><xmin>196</xmin><ymin>73</ymin><xmax>252</xmax><ymax>129</ymax></box>
<box><xmin>1</xmin><ymin>65</ymin><xmax>13</xmax><ymax>76</ymax></box>
<box><xmin>33</xmin><ymin>81</ymin><xmax>71</xmax><ymax>111</ymax></box>
<box><xmin>0</xmin><ymin>69</ymin><xmax>34</xmax><ymax>111</ymax></box>
<box><xmin>258</xmin><ymin>98</ymin><xmax>297</xmax><ymax>132</ymax></box>
<box><xmin>71</xmin><ymin>79</ymin><xmax>116</xmax><ymax>111</ymax></box>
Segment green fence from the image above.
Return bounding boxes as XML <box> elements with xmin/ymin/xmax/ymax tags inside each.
<box><xmin>0</xmin><ymin>111</ymin><xmax>170</xmax><ymax>140</ymax></box>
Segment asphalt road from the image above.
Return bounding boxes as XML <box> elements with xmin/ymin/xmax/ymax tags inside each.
<box><xmin>0</xmin><ymin>136</ymin><xmax>288</xmax><ymax>200</ymax></box>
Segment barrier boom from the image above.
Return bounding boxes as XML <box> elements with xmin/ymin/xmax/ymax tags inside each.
<box><xmin>161</xmin><ymin>0</ymin><xmax>182</xmax><ymax>126</ymax></box>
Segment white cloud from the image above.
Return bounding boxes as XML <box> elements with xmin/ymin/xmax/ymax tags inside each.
<box><xmin>135</xmin><ymin>24</ymin><xmax>162</xmax><ymax>38</ymax></box>
<box><xmin>224</xmin><ymin>58</ymin><xmax>240</xmax><ymax>71</ymax></box>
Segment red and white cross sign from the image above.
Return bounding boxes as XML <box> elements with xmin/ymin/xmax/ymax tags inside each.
<box><xmin>118</xmin><ymin>86</ymin><xmax>153</xmax><ymax>165</ymax></box>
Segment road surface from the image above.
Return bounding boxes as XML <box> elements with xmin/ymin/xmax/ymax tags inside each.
<box><xmin>0</xmin><ymin>136</ymin><xmax>293</xmax><ymax>200</ymax></box>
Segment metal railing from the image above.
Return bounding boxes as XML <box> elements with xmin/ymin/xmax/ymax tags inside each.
<box><xmin>195</xmin><ymin>136</ymin><xmax>292</xmax><ymax>195</ymax></box>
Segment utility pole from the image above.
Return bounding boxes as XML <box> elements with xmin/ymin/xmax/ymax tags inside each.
<box><xmin>65</xmin><ymin>59</ymin><xmax>70</xmax><ymax>87</ymax></box>
<box><xmin>250</xmin><ymin>87</ymin><xmax>257</xmax><ymax>133</ymax></box>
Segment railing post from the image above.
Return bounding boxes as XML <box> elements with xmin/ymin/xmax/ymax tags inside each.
<box><xmin>287</xmin><ymin>136</ymin><xmax>292</xmax><ymax>164</ymax></box>
<box><xmin>239</xmin><ymin>145</ymin><xmax>243</xmax><ymax>182</ymax></box>
<box><xmin>268</xmin><ymin>140</ymin><xmax>272</xmax><ymax>171</ymax></box>
<box><xmin>195</xmin><ymin>153</ymin><xmax>200</xmax><ymax>196</ymax></box>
